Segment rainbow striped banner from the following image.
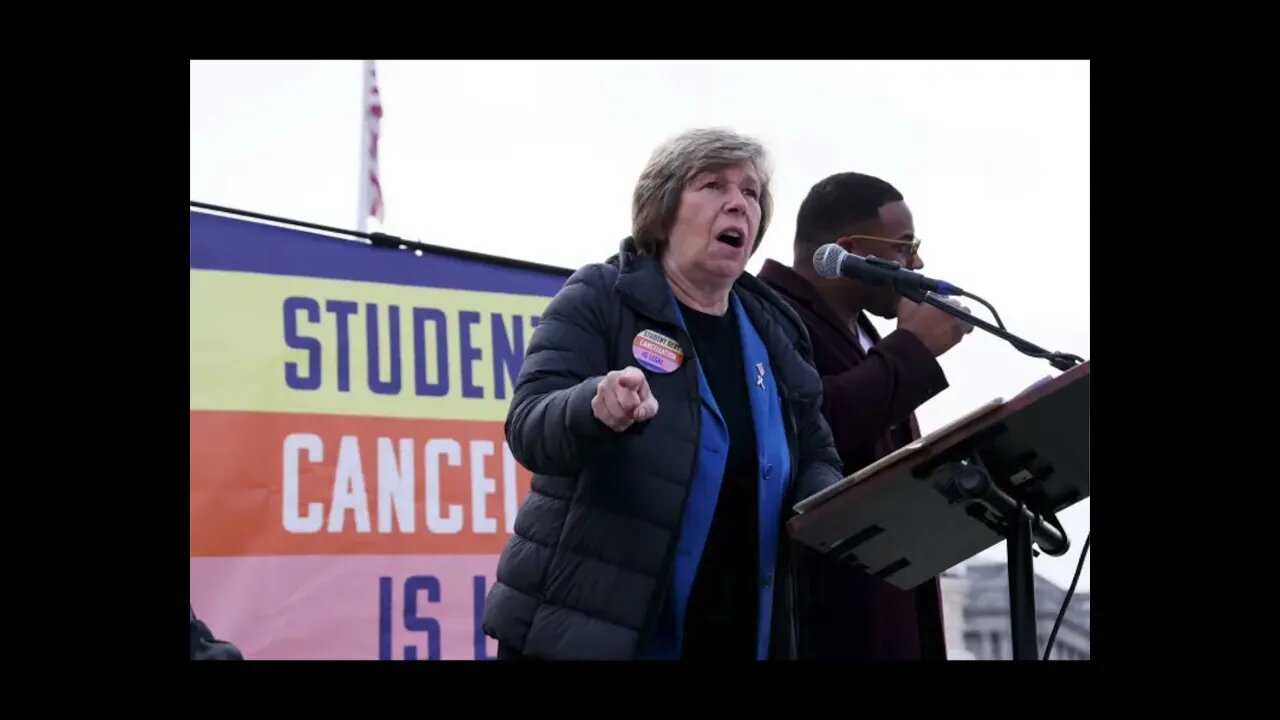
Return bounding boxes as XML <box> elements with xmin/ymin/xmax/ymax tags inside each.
<box><xmin>189</xmin><ymin>210</ymin><xmax>568</xmax><ymax>659</ymax></box>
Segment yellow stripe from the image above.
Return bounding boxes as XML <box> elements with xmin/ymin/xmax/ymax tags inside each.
<box><xmin>191</xmin><ymin>270</ymin><xmax>554</xmax><ymax>421</ymax></box>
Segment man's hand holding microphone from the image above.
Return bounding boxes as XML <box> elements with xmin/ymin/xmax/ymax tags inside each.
<box><xmin>897</xmin><ymin>293</ymin><xmax>974</xmax><ymax>357</ymax></box>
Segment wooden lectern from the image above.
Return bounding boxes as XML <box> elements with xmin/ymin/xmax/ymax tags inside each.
<box><xmin>788</xmin><ymin>361</ymin><xmax>1090</xmax><ymax>661</ymax></box>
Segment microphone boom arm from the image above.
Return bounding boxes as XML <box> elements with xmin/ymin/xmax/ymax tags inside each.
<box><xmin>898</xmin><ymin>286</ymin><xmax>1084</xmax><ymax>372</ymax></box>
<box><xmin>813</xmin><ymin>244</ymin><xmax>1084</xmax><ymax>373</ymax></box>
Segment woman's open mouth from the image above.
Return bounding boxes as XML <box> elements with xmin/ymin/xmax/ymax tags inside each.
<box><xmin>715</xmin><ymin>230</ymin><xmax>744</xmax><ymax>248</ymax></box>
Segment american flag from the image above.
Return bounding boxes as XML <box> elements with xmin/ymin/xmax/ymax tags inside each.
<box><xmin>358</xmin><ymin>60</ymin><xmax>384</xmax><ymax>231</ymax></box>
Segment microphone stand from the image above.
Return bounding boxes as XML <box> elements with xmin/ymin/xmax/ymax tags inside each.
<box><xmin>896</xmin><ymin>286</ymin><xmax>1084</xmax><ymax>372</ymax></box>
<box><xmin>902</xmin><ymin>278</ymin><xmax>1083</xmax><ymax>659</ymax></box>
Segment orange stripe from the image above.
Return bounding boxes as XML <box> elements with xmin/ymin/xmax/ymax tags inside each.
<box><xmin>190</xmin><ymin>411</ymin><xmax>532</xmax><ymax>556</ymax></box>
<box><xmin>636</xmin><ymin>338</ymin><xmax>677</xmax><ymax>361</ymax></box>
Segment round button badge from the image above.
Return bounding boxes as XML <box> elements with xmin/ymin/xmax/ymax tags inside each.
<box><xmin>631</xmin><ymin>329</ymin><xmax>684</xmax><ymax>374</ymax></box>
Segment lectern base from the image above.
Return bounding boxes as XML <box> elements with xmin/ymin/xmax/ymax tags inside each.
<box><xmin>1007</xmin><ymin>507</ymin><xmax>1039</xmax><ymax>661</ymax></box>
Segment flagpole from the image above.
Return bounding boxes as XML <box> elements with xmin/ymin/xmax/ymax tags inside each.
<box><xmin>357</xmin><ymin>60</ymin><xmax>374</xmax><ymax>234</ymax></box>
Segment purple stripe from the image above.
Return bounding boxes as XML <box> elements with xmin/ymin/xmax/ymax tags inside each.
<box><xmin>190</xmin><ymin>211</ymin><xmax>569</xmax><ymax>297</ymax></box>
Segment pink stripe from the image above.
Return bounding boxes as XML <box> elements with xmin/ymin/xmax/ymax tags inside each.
<box><xmin>191</xmin><ymin>555</ymin><xmax>500</xmax><ymax>660</ymax></box>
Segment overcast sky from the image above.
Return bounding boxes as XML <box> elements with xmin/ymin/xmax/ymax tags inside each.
<box><xmin>190</xmin><ymin>59</ymin><xmax>1090</xmax><ymax>592</ymax></box>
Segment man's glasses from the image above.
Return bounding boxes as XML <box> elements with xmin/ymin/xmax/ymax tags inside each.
<box><xmin>840</xmin><ymin>234</ymin><xmax>920</xmax><ymax>261</ymax></box>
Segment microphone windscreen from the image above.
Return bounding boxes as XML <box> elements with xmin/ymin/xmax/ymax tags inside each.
<box><xmin>813</xmin><ymin>243</ymin><xmax>844</xmax><ymax>279</ymax></box>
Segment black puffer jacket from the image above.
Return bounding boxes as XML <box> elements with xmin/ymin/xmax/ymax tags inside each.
<box><xmin>481</xmin><ymin>239</ymin><xmax>843</xmax><ymax>659</ymax></box>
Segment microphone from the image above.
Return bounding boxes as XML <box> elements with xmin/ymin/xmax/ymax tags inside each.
<box><xmin>813</xmin><ymin>243</ymin><xmax>1084</xmax><ymax>372</ymax></box>
<box><xmin>812</xmin><ymin>243</ymin><xmax>964</xmax><ymax>297</ymax></box>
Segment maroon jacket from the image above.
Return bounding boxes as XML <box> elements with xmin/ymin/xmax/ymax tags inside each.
<box><xmin>760</xmin><ymin>259</ymin><xmax>949</xmax><ymax>660</ymax></box>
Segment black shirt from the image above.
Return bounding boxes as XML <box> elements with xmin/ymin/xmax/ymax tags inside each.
<box><xmin>676</xmin><ymin>299</ymin><xmax>760</xmax><ymax>659</ymax></box>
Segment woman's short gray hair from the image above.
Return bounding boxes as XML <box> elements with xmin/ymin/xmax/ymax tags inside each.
<box><xmin>631</xmin><ymin>127</ymin><xmax>774</xmax><ymax>257</ymax></box>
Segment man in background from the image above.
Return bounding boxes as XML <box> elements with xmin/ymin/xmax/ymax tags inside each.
<box><xmin>191</xmin><ymin>605</ymin><xmax>243</xmax><ymax>660</ymax></box>
<box><xmin>759</xmin><ymin>171</ymin><xmax>970</xmax><ymax>660</ymax></box>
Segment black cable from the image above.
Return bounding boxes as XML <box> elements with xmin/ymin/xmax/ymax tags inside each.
<box><xmin>190</xmin><ymin>200</ymin><xmax>379</xmax><ymax>242</ymax></box>
<box><xmin>945</xmin><ymin>291</ymin><xmax>1084</xmax><ymax>371</ymax></box>
<box><xmin>960</xmin><ymin>290</ymin><xmax>1005</xmax><ymax>330</ymax></box>
<box><xmin>189</xmin><ymin>200</ymin><xmax>573</xmax><ymax>277</ymax></box>
<box><xmin>1042</xmin><ymin>531</ymin><xmax>1089</xmax><ymax>660</ymax></box>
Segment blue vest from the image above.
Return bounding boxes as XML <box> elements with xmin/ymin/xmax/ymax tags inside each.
<box><xmin>644</xmin><ymin>291</ymin><xmax>793</xmax><ymax>660</ymax></box>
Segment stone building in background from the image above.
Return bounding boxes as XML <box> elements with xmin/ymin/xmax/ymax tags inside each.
<box><xmin>940</xmin><ymin>562</ymin><xmax>1089</xmax><ymax>660</ymax></box>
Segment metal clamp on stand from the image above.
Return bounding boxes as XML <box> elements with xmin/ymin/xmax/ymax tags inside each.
<box><xmin>930</xmin><ymin>452</ymin><xmax>1069</xmax><ymax>661</ymax></box>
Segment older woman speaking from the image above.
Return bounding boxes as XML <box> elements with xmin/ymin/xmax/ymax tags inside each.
<box><xmin>482</xmin><ymin>128</ymin><xmax>843</xmax><ymax>660</ymax></box>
